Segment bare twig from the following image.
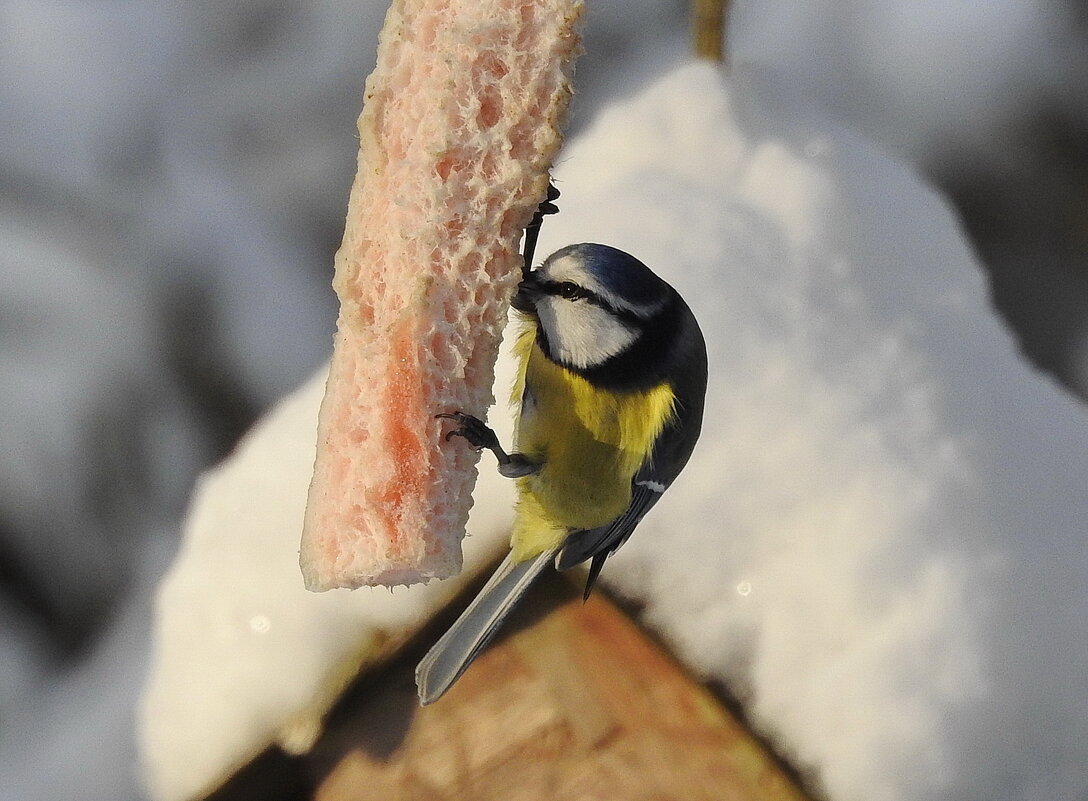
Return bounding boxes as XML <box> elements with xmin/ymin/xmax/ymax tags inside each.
<box><xmin>692</xmin><ymin>0</ymin><xmax>728</xmax><ymax>63</ymax></box>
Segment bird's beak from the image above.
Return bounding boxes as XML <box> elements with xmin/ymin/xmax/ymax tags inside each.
<box><xmin>511</xmin><ymin>272</ymin><xmax>544</xmax><ymax>314</ymax></box>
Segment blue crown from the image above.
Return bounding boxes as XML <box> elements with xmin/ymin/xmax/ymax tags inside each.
<box><xmin>551</xmin><ymin>243</ymin><xmax>669</xmax><ymax>304</ymax></box>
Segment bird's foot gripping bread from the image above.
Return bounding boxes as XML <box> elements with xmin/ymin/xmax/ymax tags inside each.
<box><xmin>300</xmin><ymin>0</ymin><xmax>584</xmax><ymax>591</ymax></box>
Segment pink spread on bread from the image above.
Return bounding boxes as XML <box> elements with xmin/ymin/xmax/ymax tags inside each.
<box><xmin>301</xmin><ymin>0</ymin><xmax>583</xmax><ymax>590</ymax></box>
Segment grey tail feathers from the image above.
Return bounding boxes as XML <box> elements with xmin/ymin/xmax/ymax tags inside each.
<box><xmin>415</xmin><ymin>548</ymin><xmax>558</xmax><ymax>705</ymax></box>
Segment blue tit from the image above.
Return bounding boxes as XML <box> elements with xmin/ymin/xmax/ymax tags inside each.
<box><xmin>416</xmin><ymin>242</ymin><xmax>708</xmax><ymax>705</ymax></box>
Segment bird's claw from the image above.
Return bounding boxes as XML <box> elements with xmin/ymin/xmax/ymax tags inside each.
<box><xmin>436</xmin><ymin>412</ymin><xmax>499</xmax><ymax>452</ymax></box>
<box><xmin>522</xmin><ymin>183</ymin><xmax>561</xmax><ymax>276</ymax></box>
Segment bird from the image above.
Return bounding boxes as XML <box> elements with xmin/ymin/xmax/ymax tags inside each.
<box><xmin>416</xmin><ymin>241</ymin><xmax>708</xmax><ymax>705</ymax></box>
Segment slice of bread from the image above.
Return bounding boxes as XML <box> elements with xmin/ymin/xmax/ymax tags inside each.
<box><xmin>301</xmin><ymin>0</ymin><xmax>583</xmax><ymax>590</ymax></box>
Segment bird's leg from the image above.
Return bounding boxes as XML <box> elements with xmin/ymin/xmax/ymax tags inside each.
<box><xmin>436</xmin><ymin>412</ymin><xmax>541</xmax><ymax>478</ymax></box>
<box><xmin>521</xmin><ymin>183</ymin><xmax>560</xmax><ymax>278</ymax></box>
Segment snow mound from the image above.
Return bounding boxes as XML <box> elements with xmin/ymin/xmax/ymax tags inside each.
<box><xmin>139</xmin><ymin>365</ymin><xmax>516</xmax><ymax>801</ymax></box>
<box><xmin>541</xmin><ymin>62</ymin><xmax>1088</xmax><ymax>801</ymax></box>
<box><xmin>142</xmin><ymin>61</ymin><xmax>1088</xmax><ymax>801</ymax></box>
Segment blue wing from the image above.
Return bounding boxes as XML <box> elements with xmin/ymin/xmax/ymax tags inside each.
<box><xmin>554</xmin><ymin>476</ymin><xmax>666</xmax><ymax>599</ymax></box>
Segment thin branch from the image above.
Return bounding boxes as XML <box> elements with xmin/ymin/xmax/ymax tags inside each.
<box><xmin>692</xmin><ymin>0</ymin><xmax>729</xmax><ymax>64</ymax></box>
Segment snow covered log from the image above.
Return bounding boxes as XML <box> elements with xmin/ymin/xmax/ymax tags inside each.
<box><xmin>301</xmin><ymin>0</ymin><xmax>583</xmax><ymax>590</ymax></box>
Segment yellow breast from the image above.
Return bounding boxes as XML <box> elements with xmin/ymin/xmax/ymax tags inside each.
<box><xmin>507</xmin><ymin>327</ymin><xmax>675</xmax><ymax>561</ymax></box>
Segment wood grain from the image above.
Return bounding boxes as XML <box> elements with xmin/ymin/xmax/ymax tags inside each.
<box><xmin>298</xmin><ymin>571</ymin><xmax>813</xmax><ymax>801</ymax></box>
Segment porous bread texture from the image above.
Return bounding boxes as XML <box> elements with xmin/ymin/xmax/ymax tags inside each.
<box><xmin>301</xmin><ymin>0</ymin><xmax>583</xmax><ymax>590</ymax></box>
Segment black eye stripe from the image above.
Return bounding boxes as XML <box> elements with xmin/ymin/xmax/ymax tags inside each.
<box><xmin>558</xmin><ymin>281</ymin><xmax>591</xmax><ymax>301</ymax></box>
<box><xmin>538</xmin><ymin>278</ymin><xmax>596</xmax><ymax>303</ymax></box>
<box><xmin>538</xmin><ymin>279</ymin><xmax>645</xmax><ymax>325</ymax></box>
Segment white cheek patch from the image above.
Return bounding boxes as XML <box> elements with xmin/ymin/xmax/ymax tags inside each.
<box><xmin>536</xmin><ymin>297</ymin><xmax>638</xmax><ymax>369</ymax></box>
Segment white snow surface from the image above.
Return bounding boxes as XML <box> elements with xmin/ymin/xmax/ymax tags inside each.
<box><xmin>140</xmin><ymin>62</ymin><xmax>1088</xmax><ymax>801</ymax></box>
<box><xmin>139</xmin><ymin>360</ymin><xmax>516</xmax><ymax>801</ymax></box>
<box><xmin>544</xmin><ymin>63</ymin><xmax>1088</xmax><ymax>801</ymax></box>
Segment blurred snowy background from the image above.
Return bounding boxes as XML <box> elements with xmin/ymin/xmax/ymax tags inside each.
<box><xmin>2</xmin><ymin>1</ymin><xmax>1087</xmax><ymax>800</ymax></box>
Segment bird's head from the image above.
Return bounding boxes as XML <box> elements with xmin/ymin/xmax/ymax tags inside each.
<box><xmin>512</xmin><ymin>243</ymin><xmax>674</xmax><ymax>371</ymax></box>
